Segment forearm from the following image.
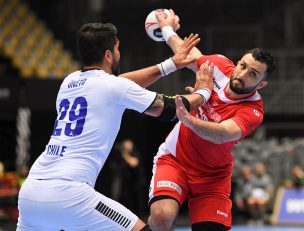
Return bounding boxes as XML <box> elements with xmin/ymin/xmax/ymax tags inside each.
<box><xmin>167</xmin><ymin>34</ymin><xmax>203</xmax><ymax>60</ymax></box>
<box><xmin>188</xmin><ymin>118</ymin><xmax>228</xmax><ymax>144</ymax></box>
<box><xmin>167</xmin><ymin>34</ymin><xmax>184</xmax><ymax>53</ymax></box>
<box><xmin>181</xmin><ymin>94</ymin><xmax>204</xmax><ymax>111</ymax></box>
<box><xmin>144</xmin><ymin>93</ymin><xmax>203</xmax><ymax>120</ymax></box>
<box><xmin>120</xmin><ymin>66</ymin><xmax>161</xmax><ymax>88</ymax></box>
<box><xmin>121</xmin><ymin>57</ymin><xmax>177</xmax><ymax>88</ymax></box>
<box><xmin>184</xmin><ymin>116</ymin><xmax>242</xmax><ymax>144</ymax></box>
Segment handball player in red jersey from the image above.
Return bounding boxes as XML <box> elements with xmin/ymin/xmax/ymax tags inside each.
<box><xmin>147</xmin><ymin>9</ymin><xmax>275</xmax><ymax>231</ymax></box>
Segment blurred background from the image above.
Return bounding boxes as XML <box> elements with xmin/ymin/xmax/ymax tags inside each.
<box><xmin>1</xmin><ymin>0</ymin><xmax>304</xmax><ymax>230</ymax></box>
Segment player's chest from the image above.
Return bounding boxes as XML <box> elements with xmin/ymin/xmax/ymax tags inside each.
<box><xmin>192</xmin><ymin>98</ymin><xmax>241</xmax><ymax>123</ymax></box>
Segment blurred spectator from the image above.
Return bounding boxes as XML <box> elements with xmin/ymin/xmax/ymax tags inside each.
<box><xmin>247</xmin><ymin>162</ymin><xmax>274</xmax><ymax>225</ymax></box>
<box><xmin>284</xmin><ymin>165</ymin><xmax>304</xmax><ymax>188</ymax></box>
<box><xmin>110</xmin><ymin>139</ymin><xmax>146</xmax><ymax>215</ymax></box>
<box><xmin>16</xmin><ymin>165</ymin><xmax>29</xmax><ymax>188</ymax></box>
<box><xmin>0</xmin><ymin>161</ymin><xmax>18</xmax><ymax>222</ymax></box>
<box><xmin>235</xmin><ymin>165</ymin><xmax>255</xmax><ymax>214</ymax></box>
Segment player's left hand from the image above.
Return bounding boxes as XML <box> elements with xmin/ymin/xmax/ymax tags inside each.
<box><xmin>171</xmin><ymin>34</ymin><xmax>200</xmax><ymax>69</ymax></box>
<box><xmin>185</xmin><ymin>60</ymin><xmax>214</xmax><ymax>93</ymax></box>
<box><xmin>175</xmin><ymin>95</ymin><xmax>194</xmax><ymax>128</ymax></box>
<box><xmin>194</xmin><ymin>60</ymin><xmax>214</xmax><ymax>91</ymax></box>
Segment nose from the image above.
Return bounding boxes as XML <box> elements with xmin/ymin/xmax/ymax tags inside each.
<box><xmin>238</xmin><ymin>69</ymin><xmax>249</xmax><ymax>79</ymax></box>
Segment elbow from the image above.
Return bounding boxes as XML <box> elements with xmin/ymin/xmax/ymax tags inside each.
<box><xmin>212</xmin><ymin>137</ymin><xmax>227</xmax><ymax>144</ymax></box>
<box><xmin>212</xmin><ymin>132</ymin><xmax>234</xmax><ymax>144</ymax></box>
<box><xmin>213</xmin><ymin>132</ymin><xmax>241</xmax><ymax>144</ymax></box>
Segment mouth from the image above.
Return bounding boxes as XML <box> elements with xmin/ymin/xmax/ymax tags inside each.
<box><xmin>233</xmin><ymin>78</ymin><xmax>244</xmax><ymax>88</ymax></box>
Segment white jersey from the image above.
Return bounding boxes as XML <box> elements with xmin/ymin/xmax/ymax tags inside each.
<box><xmin>28</xmin><ymin>69</ymin><xmax>156</xmax><ymax>187</ymax></box>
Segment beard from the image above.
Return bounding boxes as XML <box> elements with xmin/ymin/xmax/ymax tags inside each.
<box><xmin>229</xmin><ymin>77</ymin><xmax>259</xmax><ymax>95</ymax></box>
<box><xmin>111</xmin><ymin>58</ymin><xmax>120</xmax><ymax>76</ymax></box>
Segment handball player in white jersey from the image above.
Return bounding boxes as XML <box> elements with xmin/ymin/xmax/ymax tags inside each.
<box><xmin>147</xmin><ymin>10</ymin><xmax>276</xmax><ymax>231</ymax></box>
<box><xmin>17</xmin><ymin>22</ymin><xmax>214</xmax><ymax>231</ymax></box>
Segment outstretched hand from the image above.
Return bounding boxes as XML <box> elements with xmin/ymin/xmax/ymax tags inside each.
<box><xmin>171</xmin><ymin>34</ymin><xmax>200</xmax><ymax>69</ymax></box>
<box><xmin>175</xmin><ymin>96</ymin><xmax>193</xmax><ymax>128</ymax></box>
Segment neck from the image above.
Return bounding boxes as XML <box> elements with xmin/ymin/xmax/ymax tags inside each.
<box><xmin>82</xmin><ymin>64</ymin><xmax>112</xmax><ymax>74</ymax></box>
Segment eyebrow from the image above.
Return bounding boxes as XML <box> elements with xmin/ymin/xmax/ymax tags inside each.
<box><xmin>242</xmin><ymin>60</ymin><xmax>261</xmax><ymax>75</ymax></box>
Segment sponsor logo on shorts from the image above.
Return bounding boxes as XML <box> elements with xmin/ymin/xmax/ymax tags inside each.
<box><xmin>217</xmin><ymin>210</ymin><xmax>228</xmax><ymax>218</ymax></box>
<box><xmin>156</xmin><ymin>181</ymin><xmax>182</xmax><ymax>195</ymax></box>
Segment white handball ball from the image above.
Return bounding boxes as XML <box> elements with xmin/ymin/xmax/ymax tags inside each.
<box><xmin>145</xmin><ymin>9</ymin><xmax>170</xmax><ymax>42</ymax></box>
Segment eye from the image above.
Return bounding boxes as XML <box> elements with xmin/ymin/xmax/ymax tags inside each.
<box><xmin>240</xmin><ymin>63</ymin><xmax>245</xmax><ymax>69</ymax></box>
<box><xmin>250</xmin><ymin>71</ymin><xmax>257</xmax><ymax>77</ymax></box>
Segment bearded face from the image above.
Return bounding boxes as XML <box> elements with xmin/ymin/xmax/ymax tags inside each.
<box><xmin>229</xmin><ymin>76</ymin><xmax>262</xmax><ymax>95</ymax></box>
<box><xmin>111</xmin><ymin>40</ymin><xmax>120</xmax><ymax>76</ymax></box>
<box><xmin>229</xmin><ymin>53</ymin><xmax>268</xmax><ymax>95</ymax></box>
<box><xmin>111</xmin><ymin>56</ymin><xmax>120</xmax><ymax>76</ymax></box>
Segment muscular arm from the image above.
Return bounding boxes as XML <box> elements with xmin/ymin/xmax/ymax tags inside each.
<box><xmin>156</xmin><ymin>9</ymin><xmax>203</xmax><ymax>72</ymax></box>
<box><xmin>144</xmin><ymin>93</ymin><xmax>204</xmax><ymax>118</ymax></box>
<box><xmin>120</xmin><ymin>66</ymin><xmax>161</xmax><ymax>88</ymax></box>
<box><xmin>187</xmin><ymin>118</ymin><xmax>242</xmax><ymax>144</ymax></box>
<box><xmin>120</xmin><ymin>33</ymin><xmax>200</xmax><ymax>88</ymax></box>
<box><xmin>143</xmin><ymin>94</ymin><xmax>164</xmax><ymax>117</ymax></box>
<box><xmin>144</xmin><ymin>60</ymin><xmax>214</xmax><ymax>120</ymax></box>
<box><xmin>175</xmin><ymin>96</ymin><xmax>242</xmax><ymax>144</ymax></box>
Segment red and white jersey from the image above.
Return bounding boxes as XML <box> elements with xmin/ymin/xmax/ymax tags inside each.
<box><xmin>160</xmin><ymin>54</ymin><xmax>264</xmax><ymax>173</ymax></box>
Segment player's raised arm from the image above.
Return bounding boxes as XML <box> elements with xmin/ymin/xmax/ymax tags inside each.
<box><xmin>156</xmin><ymin>9</ymin><xmax>203</xmax><ymax>72</ymax></box>
<box><xmin>120</xmin><ymin>33</ymin><xmax>200</xmax><ymax>88</ymax></box>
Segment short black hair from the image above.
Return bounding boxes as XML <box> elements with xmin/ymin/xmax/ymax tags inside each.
<box><xmin>245</xmin><ymin>48</ymin><xmax>275</xmax><ymax>78</ymax></box>
<box><xmin>77</xmin><ymin>23</ymin><xmax>118</xmax><ymax>66</ymax></box>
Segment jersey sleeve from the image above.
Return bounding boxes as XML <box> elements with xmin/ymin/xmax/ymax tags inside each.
<box><xmin>197</xmin><ymin>54</ymin><xmax>235</xmax><ymax>77</ymax></box>
<box><xmin>230</xmin><ymin>103</ymin><xmax>264</xmax><ymax>139</ymax></box>
<box><xmin>112</xmin><ymin>77</ymin><xmax>157</xmax><ymax>113</ymax></box>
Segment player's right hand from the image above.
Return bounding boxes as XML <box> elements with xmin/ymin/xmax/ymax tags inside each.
<box><xmin>156</xmin><ymin>9</ymin><xmax>180</xmax><ymax>31</ymax></box>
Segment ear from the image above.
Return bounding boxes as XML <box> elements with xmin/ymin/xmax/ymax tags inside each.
<box><xmin>257</xmin><ymin>80</ymin><xmax>267</xmax><ymax>90</ymax></box>
<box><xmin>104</xmin><ymin>50</ymin><xmax>113</xmax><ymax>65</ymax></box>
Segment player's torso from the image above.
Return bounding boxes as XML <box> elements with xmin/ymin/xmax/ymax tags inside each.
<box><xmin>166</xmin><ymin>64</ymin><xmax>262</xmax><ymax>173</ymax></box>
<box><xmin>29</xmin><ymin>70</ymin><xmax>126</xmax><ymax>186</ymax></box>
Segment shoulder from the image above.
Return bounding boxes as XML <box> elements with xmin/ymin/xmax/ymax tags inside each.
<box><xmin>197</xmin><ymin>54</ymin><xmax>235</xmax><ymax>77</ymax></box>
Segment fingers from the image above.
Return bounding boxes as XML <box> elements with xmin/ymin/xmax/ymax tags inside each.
<box><xmin>155</xmin><ymin>11</ymin><xmax>161</xmax><ymax>21</ymax></box>
<box><xmin>175</xmin><ymin>96</ymin><xmax>185</xmax><ymax>114</ymax></box>
<box><xmin>155</xmin><ymin>9</ymin><xmax>168</xmax><ymax>21</ymax></box>
<box><xmin>169</xmin><ymin>9</ymin><xmax>176</xmax><ymax>18</ymax></box>
<box><xmin>156</xmin><ymin>9</ymin><xmax>180</xmax><ymax>30</ymax></box>
<box><xmin>174</xmin><ymin>15</ymin><xmax>180</xmax><ymax>31</ymax></box>
<box><xmin>184</xmin><ymin>34</ymin><xmax>200</xmax><ymax>50</ymax></box>
<box><xmin>182</xmin><ymin>57</ymin><xmax>197</xmax><ymax>67</ymax></box>
<box><xmin>157</xmin><ymin>9</ymin><xmax>175</xmax><ymax>21</ymax></box>
<box><xmin>185</xmin><ymin>86</ymin><xmax>195</xmax><ymax>93</ymax></box>
<box><xmin>199</xmin><ymin>60</ymin><xmax>214</xmax><ymax>76</ymax></box>
<box><xmin>175</xmin><ymin>96</ymin><xmax>190</xmax><ymax>123</ymax></box>
<box><xmin>175</xmin><ymin>95</ymin><xmax>182</xmax><ymax>115</ymax></box>
<box><xmin>175</xmin><ymin>96</ymin><xmax>193</xmax><ymax>128</ymax></box>
<box><xmin>208</xmin><ymin>63</ymin><xmax>214</xmax><ymax>77</ymax></box>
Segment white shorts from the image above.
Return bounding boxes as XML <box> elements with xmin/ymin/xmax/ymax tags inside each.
<box><xmin>17</xmin><ymin>178</ymin><xmax>138</xmax><ymax>231</ymax></box>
